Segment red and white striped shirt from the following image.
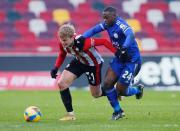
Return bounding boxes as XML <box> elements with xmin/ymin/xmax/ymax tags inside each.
<box><xmin>54</xmin><ymin>37</ymin><xmax>116</xmax><ymax>68</ymax></box>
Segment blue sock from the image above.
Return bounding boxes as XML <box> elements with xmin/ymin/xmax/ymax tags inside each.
<box><xmin>105</xmin><ymin>87</ymin><xmax>121</xmax><ymax>112</ymax></box>
<box><xmin>126</xmin><ymin>86</ymin><xmax>140</xmax><ymax>96</ymax></box>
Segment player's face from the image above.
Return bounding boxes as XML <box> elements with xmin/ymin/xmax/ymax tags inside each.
<box><xmin>102</xmin><ymin>11</ymin><xmax>116</xmax><ymax>26</ymax></box>
<box><xmin>60</xmin><ymin>36</ymin><xmax>74</xmax><ymax>48</ymax></box>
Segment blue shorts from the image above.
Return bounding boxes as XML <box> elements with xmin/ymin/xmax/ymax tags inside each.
<box><xmin>110</xmin><ymin>57</ymin><xmax>141</xmax><ymax>86</ymax></box>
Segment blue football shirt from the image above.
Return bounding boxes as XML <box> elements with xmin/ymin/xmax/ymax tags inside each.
<box><xmin>83</xmin><ymin>16</ymin><xmax>141</xmax><ymax>63</ymax></box>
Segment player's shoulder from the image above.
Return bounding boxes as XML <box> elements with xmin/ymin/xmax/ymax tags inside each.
<box><xmin>115</xmin><ymin>17</ymin><xmax>128</xmax><ymax>26</ymax></box>
<box><xmin>74</xmin><ymin>34</ymin><xmax>82</xmax><ymax>40</ymax></box>
<box><xmin>59</xmin><ymin>42</ymin><xmax>67</xmax><ymax>52</ymax></box>
<box><xmin>115</xmin><ymin>17</ymin><xmax>131</xmax><ymax>32</ymax></box>
<box><xmin>74</xmin><ymin>34</ymin><xmax>89</xmax><ymax>49</ymax></box>
<box><xmin>74</xmin><ymin>34</ymin><xmax>85</xmax><ymax>42</ymax></box>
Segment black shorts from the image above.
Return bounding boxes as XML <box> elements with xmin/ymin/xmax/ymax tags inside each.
<box><xmin>65</xmin><ymin>59</ymin><xmax>102</xmax><ymax>86</ymax></box>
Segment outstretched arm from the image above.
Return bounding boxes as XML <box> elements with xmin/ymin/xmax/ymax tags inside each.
<box><xmin>55</xmin><ymin>43</ymin><xmax>67</xmax><ymax>68</ymax></box>
<box><xmin>51</xmin><ymin>43</ymin><xmax>67</xmax><ymax>79</ymax></box>
<box><xmin>83</xmin><ymin>23</ymin><xmax>105</xmax><ymax>38</ymax></box>
<box><xmin>83</xmin><ymin>38</ymin><xmax>116</xmax><ymax>53</ymax></box>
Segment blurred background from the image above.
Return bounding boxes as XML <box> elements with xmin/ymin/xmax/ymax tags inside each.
<box><xmin>0</xmin><ymin>0</ymin><xmax>180</xmax><ymax>90</ymax></box>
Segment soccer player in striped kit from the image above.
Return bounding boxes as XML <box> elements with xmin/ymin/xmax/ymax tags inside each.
<box><xmin>50</xmin><ymin>24</ymin><xmax>122</xmax><ymax>121</ymax></box>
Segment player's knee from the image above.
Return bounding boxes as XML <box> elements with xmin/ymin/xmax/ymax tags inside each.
<box><xmin>57</xmin><ymin>81</ymin><xmax>68</xmax><ymax>91</ymax></box>
<box><xmin>117</xmin><ymin>79</ymin><xmax>129</xmax><ymax>96</ymax></box>
<box><xmin>92</xmin><ymin>92</ymin><xmax>100</xmax><ymax>98</ymax></box>
<box><xmin>118</xmin><ymin>88</ymin><xmax>127</xmax><ymax>96</ymax></box>
<box><xmin>119</xmin><ymin>77</ymin><xmax>130</xmax><ymax>87</ymax></box>
<box><xmin>92</xmin><ymin>94</ymin><xmax>100</xmax><ymax>98</ymax></box>
<box><xmin>102</xmin><ymin>81</ymin><xmax>112</xmax><ymax>91</ymax></box>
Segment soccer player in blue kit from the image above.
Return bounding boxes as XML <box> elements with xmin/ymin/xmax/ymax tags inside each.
<box><xmin>82</xmin><ymin>6</ymin><xmax>144</xmax><ymax>120</ymax></box>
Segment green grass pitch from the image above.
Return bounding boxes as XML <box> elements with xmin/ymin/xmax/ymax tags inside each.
<box><xmin>0</xmin><ymin>90</ymin><xmax>180</xmax><ymax>131</ymax></box>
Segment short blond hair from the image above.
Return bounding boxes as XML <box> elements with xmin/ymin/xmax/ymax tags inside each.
<box><xmin>58</xmin><ymin>24</ymin><xmax>75</xmax><ymax>38</ymax></box>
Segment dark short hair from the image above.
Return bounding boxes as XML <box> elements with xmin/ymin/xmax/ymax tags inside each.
<box><xmin>103</xmin><ymin>6</ymin><xmax>117</xmax><ymax>14</ymax></box>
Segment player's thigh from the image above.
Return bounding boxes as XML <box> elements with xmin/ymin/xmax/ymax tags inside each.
<box><xmin>103</xmin><ymin>66</ymin><xmax>118</xmax><ymax>88</ymax></box>
<box><xmin>58</xmin><ymin>59</ymin><xmax>84</xmax><ymax>89</ymax></box>
<box><xmin>105</xmin><ymin>57</ymin><xmax>123</xmax><ymax>88</ymax></box>
<box><xmin>118</xmin><ymin>62</ymin><xmax>138</xmax><ymax>86</ymax></box>
<box><xmin>58</xmin><ymin>70</ymin><xmax>77</xmax><ymax>90</ymax></box>
<box><xmin>85</xmin><ymin>63</ymin><xmax>102</xmax><ymax>86</ymax></box>
<box><xmin>84</xmin><ymin>64</ymin><xmax>102</xmax><ymax>97</ymax></box>
<box><xmin>65</xmin><ymin>59</ymin><xmax>84</xmax><ymax>78</ymax></box>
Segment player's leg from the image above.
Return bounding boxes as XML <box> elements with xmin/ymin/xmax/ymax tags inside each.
<box><xmin>133</xmin><ymin>61</ymin><xmax>144</xmax><ymax>99</ymax></box>
<box><xmin>116</xmin><ymin>78</ymin><xmax>144</xmax><ymax>99</ymax></box>
<box><xmin>116</xmin><ymin>61</ymin><xmax>144</xmax><ymax>98</ymax></box>
<box><xmin>101</xmin><ymin>66</ymin><xmax>125</xmax><ymax>120</ymax></box>
<box><xmin>57</xmin><ymin>69</ymin><xmax>77</xmax><ymax>121</ymax></box>
<box><xmin>84</xmin><ymin>61</ymin><xmax>124</xmax><ymax>120</ymax></box>
<box><xmin>58</xmin><ymin>59</ymin><xmax>83</xmax><ymax>121</ymax></box>
<box><xmin>85</xmin><ymin>63</ymin><xmax>106</xmax><ymax>98</ymax></box>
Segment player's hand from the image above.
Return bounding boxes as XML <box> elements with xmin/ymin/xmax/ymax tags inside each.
<box><xmin>115</xmin><ymin>47</ymin><xmax>127</xmax><ymax>58</ymax></box>
<box><xmin>74</xmin><ymin>35</ymin><xmax>85</xmax><ymax>51</ymax></box>
<box><xmin>50</xmin><ymin>67</ymin><xmax>58</xmax><ymax>79</ymax></box>
<box><xmin>115</xmin><ymin>47</ymin><xmax>129</xmax><ymax>62</ymax></box>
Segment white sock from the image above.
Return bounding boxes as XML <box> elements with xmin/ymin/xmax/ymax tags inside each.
<box><xmin>68</xmin><ymin>111</ymin><xmax>74</xmax><ymax>115</ymax></box>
